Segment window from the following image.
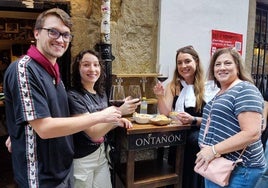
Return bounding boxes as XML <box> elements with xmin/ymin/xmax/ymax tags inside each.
<box><xmin>252</xmin><ymin>4</ymin><xmax>268</xmax><ymax>94</ymax></box>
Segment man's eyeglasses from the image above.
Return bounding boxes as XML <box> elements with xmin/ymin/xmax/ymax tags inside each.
<box><xmin>39</xmin><ymin>28</ymin><xmax>73</xmax><ymax>42</ymax></box>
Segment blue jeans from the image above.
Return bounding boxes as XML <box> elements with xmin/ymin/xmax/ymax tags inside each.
<box><xmin>255</xmin><ymin>141</ymin><xmax>268</xmax><ymax>188</ymax></box>
<box><xmin>205</xmin><ymin>166</ymin><xmax>265</xmax><ymax>188</ymax></box>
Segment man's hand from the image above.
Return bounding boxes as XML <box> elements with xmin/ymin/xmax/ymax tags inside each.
<box><xmin>98</xmin><ymin>106</ymin><xmax>122</xmax><ymax>123</ymax></box>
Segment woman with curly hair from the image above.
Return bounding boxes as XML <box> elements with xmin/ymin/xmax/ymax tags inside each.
<box><xmin>68</xmin><ymin>49</ymin><xmax>139</xmax><ymax>188</ymax></box>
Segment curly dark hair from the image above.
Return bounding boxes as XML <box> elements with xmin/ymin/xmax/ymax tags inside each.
<box><xmin>71</xmin><ymin>49</ymin><xmax>106</xmax><ymax>97</ymax></box>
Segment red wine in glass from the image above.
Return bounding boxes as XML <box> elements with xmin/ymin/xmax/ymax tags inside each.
<box><xmin>109</xmin><ymin>100</ymin><xmax>124</xmax><ymax>107</ymax></box>
<box><xmin>157</xmin><ymin>64</ymin><xmax>169</xmax><ymax>83</ymax></box>
<box><xmin>157</xmin><ymin>76</ymin><xmax>168</xmax><ymax>82</ymax></box>
<box><xmin>109</xmin><ymin>85</ymin><xmax>125</xmax><ymax>107</ymax></box>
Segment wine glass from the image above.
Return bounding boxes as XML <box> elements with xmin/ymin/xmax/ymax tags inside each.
<box><xmin>157</xmin><ymin>64</ymin><xmax>169</xmax><ymax>83</ymax></box>
<box><xmin>109</xmin><ymin>85</ymin><xmax>125</xmax><ymax>107</ymax></box>
<box><xmin>128</xmin><ymin>85</ymin><xmax>142</xmax><ymax>102</ymax></box>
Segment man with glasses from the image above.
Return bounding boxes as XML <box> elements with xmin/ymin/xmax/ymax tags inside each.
<box><xmin>38</xmin><ymin>27</ymin><xmax>73</xmax><ymax>43</ymax></box>
<box><xmin>3</xmin><ymin>8</ymin><xmax>123</xmax><ymax>188</ymax></box>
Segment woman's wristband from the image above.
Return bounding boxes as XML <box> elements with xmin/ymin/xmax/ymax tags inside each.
<box><xmin>191</xmin><ymin>116</ymin><xmax>197</xmax><ymax>125</ymax></box>
<box><xmin>212</xmin><ymin>145</ymin><xmax>221</xmax><ymax>158</ymax></box>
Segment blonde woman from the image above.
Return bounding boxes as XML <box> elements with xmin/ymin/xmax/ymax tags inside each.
<box><xmin>154</xmin><ymin>45</ymin><xmax>206</xmax><ymax>188</ymax></box>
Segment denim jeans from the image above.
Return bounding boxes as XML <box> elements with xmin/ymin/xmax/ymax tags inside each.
<box><xmin>205</xmin><ymin>166</ymin><xmax>265</xmax><ymax>188</ymax></box>
<box><xmin>255</xmin><ymin>140</ymin><xmax>268</xmax><ymax>188</ymax></box>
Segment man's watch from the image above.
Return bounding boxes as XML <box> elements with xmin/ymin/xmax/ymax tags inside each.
<box><xmin>191</xmin><ymin>116</ymin><xmax>197</xmax><ymax>125</ymax></box>
<box><xmin>212</xmin><ymin>145</ymin><xmax>221</xmax><ymax>158</ymax></box>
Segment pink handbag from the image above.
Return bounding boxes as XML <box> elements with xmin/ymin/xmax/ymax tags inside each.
<box><xmin>194</xmin><ymin>155</ymin><xmax>243</xmax><ymax>187</ymax></box>
<box><xmin>195</xmin><ymin>102</ymin><xmax>246</xmax><ymax>187</ymax></box>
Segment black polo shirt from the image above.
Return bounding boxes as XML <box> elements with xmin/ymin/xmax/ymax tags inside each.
<box><xmin>4</xmin><ymin>55</ymin><xmax>74</xmax><ymax>187</ymax></box>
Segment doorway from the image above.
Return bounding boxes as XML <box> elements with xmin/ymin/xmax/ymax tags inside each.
<box><xmin>252</xmin><ymin>2</ymin><xmax>268</xmax><ymax>95</ymax></box>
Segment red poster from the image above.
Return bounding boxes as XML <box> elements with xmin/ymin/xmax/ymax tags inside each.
<box><xmin>211</xmin><ymin>30</ymin><xmax>243</xmax><ymax>56</ymax></box>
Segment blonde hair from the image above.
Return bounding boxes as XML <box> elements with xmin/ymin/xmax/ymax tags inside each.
<box><xmin>171</xmin><ymin>45</ymin><xmax>205</xmax><ymax>113</ymax></box>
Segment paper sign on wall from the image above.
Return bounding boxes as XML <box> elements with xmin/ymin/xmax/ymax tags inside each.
<box><xmin>211</xmin><ymin>30</ymin><xmax>243</xmax><ymax>56</ymax></box>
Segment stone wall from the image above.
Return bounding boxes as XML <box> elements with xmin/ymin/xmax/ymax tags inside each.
<box><xmin>70</xmin><ymin>0</ymin><xmax>159</xmax><ymax>75</ymax></box>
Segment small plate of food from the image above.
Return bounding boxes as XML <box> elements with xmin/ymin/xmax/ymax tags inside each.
<box><xmin>150</xmin><ymin>114</ymin><xmax>172</xmax><ymax>126</ymax></box>
<box><xmin>133</xmin><ymin>112</ymin><xmax>154</xmax><ymax>124</ymax></box>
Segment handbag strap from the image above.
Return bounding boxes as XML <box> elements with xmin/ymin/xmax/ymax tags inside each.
<box><xmin>202</xmin><ymin>98</ymin><xmax>215</xmax><ymax>141</ymax></box>
<box><xmin>237</xmin><ymin>146</ymin><xmax>247</xmax><ymax>162</ymax></box>
<box><xmin>203</xmin><ymin>98</ymin><xmax>247</xmax><ymax>161</ymax></box>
